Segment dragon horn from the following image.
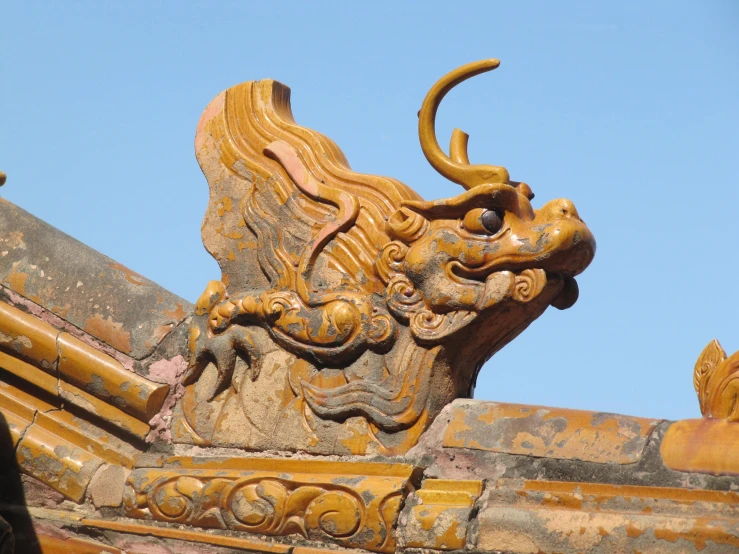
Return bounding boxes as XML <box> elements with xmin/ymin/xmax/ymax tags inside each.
<box><xmin>419</xmin><ymin>59</ymin><xmax>510</xmax><ymax>189</ymax></box>
<box><xmin>449</xmin><ymin>128</ymin><xmax>470</xmax><ymax>164</ymax></box>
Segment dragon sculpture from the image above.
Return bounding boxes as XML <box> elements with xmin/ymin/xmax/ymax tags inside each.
<box><xmin>176</xmin><ymin>59</ymin><xmax>596</xmax><ymax>455</ymax></box>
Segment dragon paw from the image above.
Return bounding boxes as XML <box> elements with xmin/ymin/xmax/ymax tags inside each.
<box><xmin>185</xmin><ymin>282</ymin><xmax>258</xmax><ymax>400</ymax></box>
<box><xmin>184</xmin><ymin>324</ymin><xmax>260</xmax><ymax>401</ymax></box>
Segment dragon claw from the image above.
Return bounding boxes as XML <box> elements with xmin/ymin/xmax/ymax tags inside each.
<box><xmin>206</xmin><ymin>343</ymin><xmax>237</xmax><ymax>401</ymax></box>
<box><xmin>185</xmin><ymin>303</ymin><xmax>260</xmax><ymax>401</ymax></box>
<box><xmin>185</xmin><ymin>327</ymin><xmax>239</xmax><ymax>400</ymax></box>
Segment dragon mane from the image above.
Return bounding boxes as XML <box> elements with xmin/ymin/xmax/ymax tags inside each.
<box><xmin>196</xmin><ymin>79</ymin><xmax>421</xmax><ymax>299</ymax></box>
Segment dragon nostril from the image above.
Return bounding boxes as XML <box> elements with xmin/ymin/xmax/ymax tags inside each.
<box><xmin>539</xmin><ymin>199</ymin><xmax>581</xmax><ymax>221</ymax></box>
<box><xmin>556</xmin><ymin>200</ymin><xmax>578</xmax><ymax>220</ymax></box>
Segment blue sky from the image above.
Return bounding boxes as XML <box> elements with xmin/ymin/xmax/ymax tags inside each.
<box><xmin>2</xmin><ymin>2</ymin><xmax>738</xmax><ymax>420</ymax></box>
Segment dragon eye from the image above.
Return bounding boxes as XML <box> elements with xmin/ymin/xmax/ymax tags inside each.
<box><xmin>481</xmin><ymin>210</ymin><xmax>503</xmax><ymax>234</ymax></box>
<box><xmin>462</xmin><ymin>208</ymin><xmax>504</xmax><ymax>235</ymax></box>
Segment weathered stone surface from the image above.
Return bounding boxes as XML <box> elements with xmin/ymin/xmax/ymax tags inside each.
<box><xmin>473</xmin><ymin>479</ymin><xmax>739</xmax><ymax>553</ymax></box>
<box><xmin>408</xmin><ymin>399</ymin><xmax>739</xmax><ymax>492</ymax></box>
<box><xmin>0</xmin><ymin>199</ymin><xmax>192</xmax><ymax>359</ymax></box>
<box><xmin>442</xmin><ymin>399</ymin><xmax>660</xmax><ymax>464</ymax></box>
<box><xmin>16</xmin><ymin>422</ymin><xmax>104</xmax><ymax>503</ymax></box>
<box><xmin>398</xmin><ymin>479</ymin><xmax>483</xmax><ymax>550</ymax></box>
<box><xmin>88</xmin><ymin>464</ymin><xmax>129</xmax><ymax>508</ymax></box>
<box><xmin>0</xmin><ymin>299</ymin><xmax>168</xmax><ymax>435</ymax></box>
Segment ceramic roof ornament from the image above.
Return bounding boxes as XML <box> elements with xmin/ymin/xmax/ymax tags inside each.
<box><xmin>1</xmin><ymin>60</ymin><xmax>738</xmax><ymax>553</ymax></box>
<box><xmin>182</xmin><ymin>59</ymin><xmax>594</xmax><ymax>455</ymax></box>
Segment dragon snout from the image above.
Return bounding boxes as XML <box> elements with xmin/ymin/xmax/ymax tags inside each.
<box><xmin>527</xmin><ymin>197</ymin><xmax>595</xmax><ymax>279</ymax></box>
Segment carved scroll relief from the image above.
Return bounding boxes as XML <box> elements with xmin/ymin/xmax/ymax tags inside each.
<box><xmin>124</xmin><ymin>458</ymin><xmax>421</xmax><ymax>553</ymax></box>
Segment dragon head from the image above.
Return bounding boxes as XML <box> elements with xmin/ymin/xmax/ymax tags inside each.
<box><xmin>377</xmin><ymin>60</ymin><xmax>595</xmax><ymax>394</ymax></box>
<box><xmin>390</xmin><ymin>183</ymin><xmax>594</xmax><ymax>311</ymax></box>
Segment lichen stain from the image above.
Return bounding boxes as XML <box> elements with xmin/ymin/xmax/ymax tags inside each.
<box><xmin>237</xmin><ymin>240</ymin><xmax>257</xmax><ymax>251</ymax></box>
<box><xmin>339</xmin><ymin>419</ymin><xmax>374</xmax><ymax>454</ymax></box>
<box><xmin>539</xmin><ymin>510</ymin><xmax>621</xmax><ymax>550</ymax></box>
<box><xmin>540</xmin><ymin>492</ymin><xmax>583</xmax><ymax>511</ymax></box>
<box><xmin>5</xmin><ymin>270</ymin><xmax>29</xmax><ymax>295</ymax></box>
<box><xmin>51</xmin><ymin>304</ymin><xmax>71</xmax><ymax>318</ymax></box>
<box><xmin>1</xmin><ymin>231</ymin><xmax>25</xmax><ymax>250</ymax></box>
<box><xmin>654</xmin><ymin>524</ymin><xmax>739</xmax><ymax>550</ymax></box>
<box><xmin>626</xmin><ymin>522</ymin><xmax>645</xmax><ymax>538</ymax></box>
<box><xmin>0</xmin><ymin>330</ymin><xmax>32</xmax><ymax>352</ymax></box>
<box><xmin>163</xmin><ymin>303</ymin><xmax>188</xmax><ymax>321</ymax></box>
<box><xmin>217</xmin><ymin>196</ymin><xmax>233</xmax><ymax>216</ymax></box>
<box><xmin>84</xmin><ymin>314</ymin><xmax>132</xmax><ymax>354</ymax></box>
<box><xmin>60</xmin><ymin>388</ymin><xmax>99</xmax><ymax>415</ymax></box>
<box><xmin>145</xmin><ymin>323</ymin><xmax>175</xmax><ymax>350</ymax></box>
<box><xmin>108</xmin><ymin>262</ymin><xmax>146</xmax><ymax>286</ymax></box>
